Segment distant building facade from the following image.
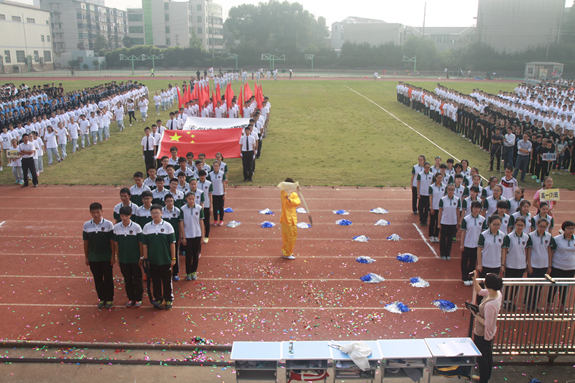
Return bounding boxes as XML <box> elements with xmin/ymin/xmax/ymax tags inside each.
<box><xmin>0</xmin><ymin>0</ymin><xmax>54</xmax><ymax>73</ymax></box>
<box><xmin>476</xmin><ymin>0</ymin><xmax>566</xmax><ymax>53</ymax></box>
<box><xmin>331</xmin><ymin>17</ymin><xmax>403</xmax><ymax>50</ymax></box>
<box><xmin>127</xmin><ymin>0</ymin><xmax>223</xmax><ymax>52</ymax></box>
<box><xmin>405</xmin><ymin>26</ymin><xmax>476</xmax><ymax>50</ymax></box>
<box><xmin>38</xmin><ymin>0</ymin><xmax>127</xmax><ymax>61</ymax></box>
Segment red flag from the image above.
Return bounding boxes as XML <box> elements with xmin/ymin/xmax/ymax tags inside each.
<box><xmin>191</xmin><ymin>83</ymin><xmax>198</xmax><ymax>100</ymax></box>
<box><xmin>244</xmin><ymin>83</ymin><xmax>253</xmax><ymax>100</ymax></box>
<box><xmin>225</xmin><ymin>83</ymin><xmax>233</xmax><ymax>110</ymax></box>
<box><xmin>256</xmin><ymin>84</ymin><xmax>263</xmax><ymax>109</ymax></box>
<box><xmin>238</xmin><ymin>85</ymin><xmax>243</xmax><ymax>118</ymax></box>
<box><xmin>216</xmin><ymin>84</ymin><xmax>221</xmax><ymax>109</ymax></box>
<box><xmin>211</xmin><ymin>90</ymin><xmax>215</xmax><ymax>116</ymax></box>
<box><xmin>177</xmin><ymin>87</ymin><xmax>183</xmax><ymax>110</ymax></box>
<box><xmin>157</xmin><ymin>129</ymin><xmax>243</xmax><ymax>159</ymax></box>
<box><xmin>187</xmin><ymin>84</ymin><xmax>192</xmax><ymax>103</ymax></box>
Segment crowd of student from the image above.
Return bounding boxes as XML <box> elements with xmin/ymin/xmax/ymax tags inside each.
<box><xmin>397</xmin><ymin>81</ymin><xmax>575</xmax><ymax>184</ymax></box>
<box><xmin>410</xmin><ymin>154</ymin><xmax>574</xmax><ymax>313</ymax></box>
<box><xmin>0</xmin><ymin>80</ymin><xmax>150</xmax><ymax>187</ymax></box>
<box><xmin>82</xmin><ymin>79</ymin><xmax>272</xmax><ymax>311</ymax></box>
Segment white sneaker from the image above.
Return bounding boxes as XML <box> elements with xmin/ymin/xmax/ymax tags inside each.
<box><xmin>0</xmin><ymin>167</ymin><xmax>3</xmax><ymax>171</ymax></box>
<box><xmin>282</xmin><ymin>255</ymin><xmax>296</xmax><ymax>260</ymax></box>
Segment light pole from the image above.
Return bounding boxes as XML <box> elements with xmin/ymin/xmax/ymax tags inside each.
<box><xmin>228</xmin><ymin>53</ymin><xmax>238</xmax><ymax>70</ymax></box>
<box><xmin>402</xmin><ymin>55</ymin><xmax>416</xmax><ymax>76</ymax></box>
<box><xmin>305</xmin><ymin>54</ymin><xmax>314</xmax><ymax>72</ymax></box>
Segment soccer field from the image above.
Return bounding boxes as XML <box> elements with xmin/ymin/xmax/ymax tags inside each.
<box><xmin>1</xmin><ymin>78</ymin><xmax>572</xmax><ymax>189</ymax></box>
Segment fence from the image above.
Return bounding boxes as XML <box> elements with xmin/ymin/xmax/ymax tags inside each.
<box><xmin>470</xmin><ymin>278</ymin><xmax>575</xmax><ymax>361</ymax></box>
<box><xmin>0</xmin><ymin>68</ymin><xmax>526</xmax><ymax>80</ymax></box>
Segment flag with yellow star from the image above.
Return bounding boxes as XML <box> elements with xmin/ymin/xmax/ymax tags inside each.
<box><xmin>157</xmin><ymin>128</ymin><xmax>243</xmax><ymax>159</ymax></box>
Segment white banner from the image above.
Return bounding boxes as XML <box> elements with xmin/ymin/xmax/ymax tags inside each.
<box><xmin>182</xmin><ymin>117</ymin><xmax>250</xmax><ymax>130</ymax></box>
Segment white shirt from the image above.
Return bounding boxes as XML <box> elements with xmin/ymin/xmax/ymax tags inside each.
<box><xmin>141</xmin><ymin>135</ymin><xmax>156</xmax><ymax>151</ymax></box>
<box><xmin>239</xmin><ymin>135</ymin><xmax>256</xmax><ymax>151</ymax></box>
<box><xmin>180</xmin><ymin>203</ymin><xmax>204</xmax><ymax>238</ymax></box>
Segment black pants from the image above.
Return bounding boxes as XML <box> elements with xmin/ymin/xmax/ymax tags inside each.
<box><xmin>242</xmin><ymin>150</ymin><xmax>253</xmax><ymax>180</ymax></box>
<box><xmin>213</xmin><ymin>195</ymin><xmax>224</xmax><ymax>221</ymax></box>
<box><xmin>182</xmin><ymin>237</ymin><xmax>201</xmax><ymax>274</ymax></box>
<box><xmin>524</xmin><ymin>267</ymin><xmax>547</xmax><ymax>308</ymax></box>
<box><xmin>548</xmin><ymin>268</ymin><xmax>575</xmax><ymax>307</ymax></box>
<box><xmin>150</xmin><ymin>263</ymin><xmax>172</xmax><ymax>303</ymax></box>
<box><xmin>203</xmin><ymin>207</ymin><xmax>211</xmax><ymax>238</ymax></box>
<box><xmin>539</xmin><ymin>161</ymin><xmax>551</xmax><ymax>181</ymax></box>
<box><xmin>89</xmin><ymin>260</ymin><xmax>114</xmax><ymax>302</ymax></box>
<box><xmin>128</xmin><ymin>111</ymin><xmax>136</xmax><ymax>124</ymax></box>
<box><xmin>429</xmin><ymin>210</ymin><xmax>439</xmax><ymax>237</ymax></box>
<box><xmin>172</xmin><ymin>244</ymin><xmax>180</xmax><ymax>276</ymax></box>
<box><xmin>490</xmin><ymin>146</ymin><xmax>501</xmax><ymax>170</ymax></box>
<box><xmin>144</xmin><ymin>150</ymin><xmax>155</xmax><ymax>172</ymax></box>
<box><xmin>21</xmin><ymin>157</ymin><xmax>38</xmax><ymax>186</ymax></box>
<box><xmin>418</xmin><ymin>196</ymin><xmax>430</xmax><ymax>224</ymax></box>
<box><xmin>439</xmin><ymin>224</ymin><xmax>456</xmax><ymax>258</ymax></box>
<box><xmin>474</xmin><ymin>334</ymin><xmax>493</xmax><ymax>383</ymax></box>
<box><xmin>119</xmin><ymin>262</ymin><xmax>143</xmax><ymax>302</ymax></box>
<box><xmin>504</xmin><ymin>267</ymin><xmax>525</xmax><ymax>303</ymax></box>
<box><xmin>461</xmin><ymin>247</ymin><xmax>477</xmax><ymax>281</ymax></box>
<box><xmin>256</xmin><ymin>136</ymin><xmax>262</xmax><ymax>158</ymax></box>
<box><xmin>411</xmin><ymin>186</ymin><xmax>418</xmax><ymax>213</ymax></box>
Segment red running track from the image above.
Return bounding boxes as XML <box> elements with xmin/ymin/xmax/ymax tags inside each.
<box><xmin>0</xmin><ymin>185</ymin><xmax>573</xmax><ymax>346</ymax></box>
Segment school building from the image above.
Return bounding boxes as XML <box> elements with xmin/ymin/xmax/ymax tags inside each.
<box><xmin>0</xmin><ymin>0</ymin><xmax>54</xmax><ymax>73</ymax></box>
<box><xmin>126</xmin><ymin>0</ymin><xmax>223</xmax><ymax>53</ymax></box>
<box><xmin>36</xmin><ymin>0</ymin><xmax>127</xmax><ymax>61</ymax></box>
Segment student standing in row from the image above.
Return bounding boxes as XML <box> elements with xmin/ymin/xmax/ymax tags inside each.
<box><xmin>477</xmin><ymin>215</ymin><xmax>505</xmax><ymax>278</ymax></box>
<box><xmin>113</xmin><ymin>188</ymin><xmax>139</xmax><ymax>223</ymax></box>
<box><xmin>501</xmin><ymin>217</ymin><xmax>531</xmax><ymax>311</ymax></box>
<box><xmin>142</xmin><ymin>205</ymin><xmax>176</xmax><ymax>310</ymax></box>
<box><xmin>83</xmin><ymin>202</ymin><xmax>115</xmax><ymax>309</ymax></box>
<box><xmin>548</xmin><ymin>220</ymin><xmax>575</xmax><ymax>312</ymax></box>
<box><xmin>162</xmin><ymin>194</ymin><xmax>182</xmax><ymax>282</ymax></box>
<box><xmin>524</xmin><ymin>218</ymin><xmax>553</xmax><ymax>311</ymax></box>
<box><xmin>416</xmin><ymin>161</ymin><xmax>433</xmax><ymax>227</ymax></box>
<box><xmin>17</xmin><ymin>133</ymin><xmax>38</xmax><ymax>188</ymax></box>
<box><xmin>141</xmin><ymin>127</ymin><xmax>156</xmax><ymax>172</ymax></box>
<box><xmin>437</xmin><ymin>184</ymin><xmax>461</xmax><ymax>260</ymax></box>
<box><xmin>209</xmin><ymin>161</ymin><xmax>227</xmax><ymax>227</ymax></box>
<box><xmin>410</xmin><ymin>155</ymin><xmax>426</xmax><ymax>215</ymax></box>
<box><xmin>460</xmin><ymin>201</ymin><xmax>485</xmax><ymax>286</ymax></box>
<box><xmin>113</xmin><ymin>205</ymin><xmax>144</xmax><ymax>308</ymax></box>
<box><xmin>197</xmin><ymin>170</ymin><xmax>213</xmax><ymax>242</ymax></box>
<box><xmin>179</xmin><ymin>192</ymin><xmax>205</xmax><ymax>281</ymax></box>
<box><xmin>239</xmin><ymin>126</ymin><xmax>256</xmax><ymax>182</ymax></box>
<box><xmin>428</xmin><ymin>173</ymin><xmax>445</xmax><ymax>243</ymax></box>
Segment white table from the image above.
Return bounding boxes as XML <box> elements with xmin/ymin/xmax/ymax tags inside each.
<box><xmin>281</xmin><ymin>341</ymin><xmax>332</xmax><ymax>383</ymax></box>
<box><xmin>378</xmin><ymin>339</ymin><xmax>432</xmax><ymax>382</ymax></box>
<box><xmin>424</xmin><ymin>337</ymin><xmax>481</xmax><ymax>383</ymax></box>
<box><xmin>231</xmin><ymin>341</ymin><xmax>282</xmax><ymax>382</ymax></box>
<box><xmin>331</xmin><ymin>341</ymin><xmax>382</xmax><ymax>383</ymax></box>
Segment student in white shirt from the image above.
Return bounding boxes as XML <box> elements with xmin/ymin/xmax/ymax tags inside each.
<box><xmin>101</xmin><ymin>108</ymin><xmax>112</xmax><ymax>140</ymax></box>
<box><xmin>9</xmin><ymin>138</ymin><xmax>23</xmax><ymax>184</ymax></box>
<box><xmin>526</xmin><ymin>218</ymin><xmax>553</xmax><ymax>310</ymax></box>
<box><xmin>54</xmin><ymin>121</ymin><xmax>70</xmax><ymax>160</ymax></box>
<box><xmin>477</xmin><ymin>214</ymin><xmax>506</xmax><ymax>279</ymax></box>
<box><xmin>153</xmin><ymin>91</ymin><xmax>161</xmax><ymax>115</ymax></box>
<box><xmin>139</xmin><ymin>96</ymin><xmax>149</xmax><ymax>122</ymax></box>
<box><xmin>88</xmin><ymin>112</ymin><xmax>100</xmax><ymax>145</ymax></box>
<box><xmin>127</xmin><ymin>99</ymin><xmax>137</xmax><ymax>126</ymax></box>
<box><xmin>78</xmin><ymin>114</ymin><xmax>91</xmax><ymax>148</ymax></box>
<box><xmin>460</xmin><ymin>200</ymin><xmax>486</xmax><ymax>285</ymax></box>
<box><xmin>416</xmin><ymin>161</ymin><xmax>433</xmax><ymax>226</ymax></box>
<box><xmin>547</xmin><ymin>220</ymin><xmax>575</xmax><ymax>312</ymax></box>
<box><xmin>44</xmin><ymin>125</ymin><xmax>60</xmax><ymax>165</ymax></box>
<box><xmin>410</xmin><ymin>155</ymin><xmax>426</xmax><ymax>215</ymax></box>
<box><xmin>438</xmin><ymin>184</ymin><xmax>461</xmax><ymax>260</ymax></box>
<box><xmin>31</xmin><ymin>131</ymin><xmax>44</xmax><ymax>174</ymax></box>
<box><xmin>0</xmin><ymin>125</ymin><xmax>11</xmax><ymax>171</ymax></box>
<box><xmin>68</xmin><ymin>119</ymin><xmax>80</xmax><ymax>153</ymax></box>
<box><xmin>113</xmin><ymin>102</ymin><xmax>125</xmax><ymax>132</ymax></box>
<box><xmin>501</xmin><ymin>216</ymin><xmax>532</xmax><ymax>310</ymax></box>
<box><xmin>428</xmin><ymin>172</ymin><xmax>445</xmax><ymax>243</ymax></box>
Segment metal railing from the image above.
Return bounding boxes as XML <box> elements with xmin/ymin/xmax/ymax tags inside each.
<box><xmin>470</xmin><ymin>278</ymin><xmax>575</xmax><ymax>361</ymax></box>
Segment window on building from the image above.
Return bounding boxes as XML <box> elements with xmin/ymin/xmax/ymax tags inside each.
<box><xmin>197</xmin><ymin>16</ymin><xmax>202</xmax><ymax>23</ymax></box>
<box><xmin>165</xmin><ymin>26</ymin><xmax>170</xmax><ymax>33</ymax></box>
<box><xmin>132</xmin><ymin>38</ymin><xmax>144</xmax><ymax>45</ymax></box>
<box><xmin>27</xmin><ymin>18</ymin><xmax>35</xmax><ymax>23</ymax></box>
<box><xmin>0</xmin><ymin>15</ymin><xmax>5</xmax><ymax>20</ymax></box>
<box><xmin>41</xmin><ymin>35</ymin><xmax>45</xmax><ymax>42</ymax></box>
<box><xmin>197</xmin><ymin>4</ymin><xmax>201</xmax><ymax>11</ymax></box>
<box><xmin>189</xmin><ymin>15</ymin><xmax>192</xmax><ymax>22</ymax></box>
<box><xmin>128</xmin><ymin>13</ymin><xmax>143</xmax><ymax>22</ymax></box>
<box><xmin>189</xmin><ymin>26</ymin><xmax>193</xmax><ymax>34</ymax></box>
<box><xmin>128</xmin><ymin>26</ymin><xmax>143</xmax><ymax>33</ymax></box>
<box><xmin>47</xmin><ymin>35</ymin><xmax>50</xmax><ymax>41</ymax></box>
<box><xmin>4</xmin><ymin>51</ymin><xmax>10</xmax><ymax>63</ymax></box>
<box><xmin>12</xmin><ymin>16</ymin><xmax>21</xmax><ymax>22</ymax></box>
<box><xmin>44</xmin><ymin>51</ymin><xmax>52</xmax><ymax>62</ymax></box>
<box><xmin>197</xmin><ymin>27</ymin><xmax>202</xmax><ymax>34</ymax></box>
<box><xmin>16</xmin><ymin>50</ymin><xmax>25</xmax><ymax>63</ymax></box>
<box><xmin>165</xmin><ymin>13</ymin><xmax>169</xmax><ymax>21</ymax></box>
<box><xmin>166</xmin><ymin>37</ymin><xmax>170</xmax><ymax>45</ymax></box>
<box><xmin>33</xmin><ymin>50</ymin><xmax>39</xmax><ymax>56</ymax></box>
<box><xmin>164</xmin><ymin>2</ymin><xmax>169</xmax><ymax>10</ymax></box>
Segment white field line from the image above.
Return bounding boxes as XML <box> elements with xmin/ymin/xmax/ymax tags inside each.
<box><xmin>412</xmin><ymin>223</ymin><xmax>440</xmax><ymax>259</ymax></box>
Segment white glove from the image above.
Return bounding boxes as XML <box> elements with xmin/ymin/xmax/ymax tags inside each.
<box><xmin>143</xmin><ymin>155</ymin><xmax>145</xmax><ymax>160</ymax></box>
<box><xmin>153</xmin><ymin>156</ymin><xmax>157</xmax><ymax>160</ymax></box>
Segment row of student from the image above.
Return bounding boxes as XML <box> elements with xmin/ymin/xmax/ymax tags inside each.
<box><xmin>83</xmin><ymin>191</ymin><xmax>205</xmax><ymax>310</ymax></box>
<box><xmin>463</xmin><ymin>210</ymin><xmax>575</xmax><ymax>313</ymax></box>
<box><xmin>397</xmin><ymin>82</ymin><xmax>575</xmax><ymax>177</ymax></box>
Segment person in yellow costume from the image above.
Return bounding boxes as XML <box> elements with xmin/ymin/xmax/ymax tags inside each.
<box><xmin>278</xmin><ymin>178</ymin><xmax>301</xmax><ymax>260</ymax></box>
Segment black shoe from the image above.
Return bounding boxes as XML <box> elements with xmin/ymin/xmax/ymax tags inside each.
<box><xmin>413</xmin><ymin>211</ymin><xmax>418</xmax><ymax>215</ymax></box>
<box><xmin>248</xmin><ymin>179</ymin><xmax>253</xmax><ymax>182</ymax></box>
<box><xmin>243</xmin><ymin>179</ymin><xmax>247</xmax><ymax>182</ymax></box>
<box><xmin>420</xmin><ymin>222</ymin><xmax>428</xmax><ymax>226</ymax></box>
<box><xmin>21</xmin><ymin>185</ymin><xmax>28</xmax><ymax>188</ymax></box>
<box><xmin>33</xmin><ymin>184</ymin><xmax>38</xmax><ymax>188</ymax></box>
<box><xmin>151</xmin><ymin>301</ymin><xmax>163</xmax><ymax>310</ymax></box>
<box><xmin>489</xmin><ymin>168</ymin><xmax>493</xmax><ymax>172</ymax></box>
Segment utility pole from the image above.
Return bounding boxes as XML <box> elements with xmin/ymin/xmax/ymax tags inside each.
<box><xmin>22</xmin><ymin>13</ymin><xmax>30</xmax><ymax>71</ymax></box>
<box><xmin>210</xmin><ymin>13</ymin><xmax>214</xmax><ymax>59</ymax></box>
<box><xmin>175</xmin><ymin>34</ymin><xmax>180</xmax><ymax>46</ymax></box>
<box><xmin>422</xmin><ymin>2</ymin><xmax>426</xmax><ymax>38</ymax></box>
<box><xmin>296</xmin><ymin>29</ymin><xmax>298</xmax><ymax>50</ymax></box>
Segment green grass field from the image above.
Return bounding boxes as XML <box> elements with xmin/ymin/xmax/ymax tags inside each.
<box><xmin>1</xmin><ymin>78</ymin><xmax>573</xmax><ymax>189</ymax></box>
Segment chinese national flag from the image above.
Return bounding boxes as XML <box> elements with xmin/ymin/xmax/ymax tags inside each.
<box><xmin>158</xmin><ymin>129</ymin><xmax>243</xmax><ymax>159</ymax></box>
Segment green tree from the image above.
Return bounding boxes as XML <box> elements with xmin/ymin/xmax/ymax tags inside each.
<box><xmin>94</xmin><ymin>35</ymin><xmax>108</xmax><ymax>52</ymax></box>
<box><xmin>68</xmin><ymin>59</ymin><xmax>80</xmax><ymax>69</ymax></box>
<box><xmin>402</xmin><ymin>36</ymin><xmax>441</xmax><ymax>70</ymax></box>
<box><xmin>189</xmin><ymin>28</ymin><xmax>202</xmax><ymax>49</ymax></box>
<box><xmin>92</xmin><ymin>59</ymin><xmax>100</xmax><ymax>69</ymax></box>
<box><xmin>122</xmin><ymin>35</ymin><xmax>133</xmax><ymax>48</ymax></box>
